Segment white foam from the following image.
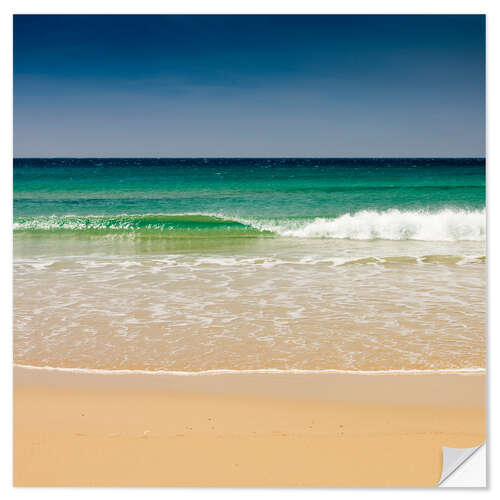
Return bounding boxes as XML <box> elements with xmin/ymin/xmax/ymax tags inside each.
<box><xmin>254</xmin><ymin>209</ymin><xmax>485</xmax><ymax>241</ymax></box>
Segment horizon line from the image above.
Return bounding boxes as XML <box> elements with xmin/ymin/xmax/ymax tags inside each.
<box><xmin>13</xmin><ymin>156</ymin><xmax>486</xmax><ymax>160</ymax></box>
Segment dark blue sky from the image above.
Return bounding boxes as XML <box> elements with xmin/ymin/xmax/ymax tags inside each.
<box><xmin>14</xmin><ymin>15</ymin><xmax>485</xmax><ymax>157</ymax></box>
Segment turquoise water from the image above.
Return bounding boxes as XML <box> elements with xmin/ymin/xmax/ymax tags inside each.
<box><xmin>14</xmin><ymin>158</ymin><xmax>485</xmax><ymax>244</ymax></box>
<box><xmin>13</xmin><ymin>158</ymin><xmax>486</xmax><ymax>372</ymax></box>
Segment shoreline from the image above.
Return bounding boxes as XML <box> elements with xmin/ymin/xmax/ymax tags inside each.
<box><xmin>15</xmin><ymin>362</ymin><xmax>486</xmax><ymax>374</ymax></box>
<box><xmin>14</xmin><ymin>364</ymin><xmax>486</xmax><ymax>406</ymax></box>
<box><xmin>14</xmin><ymin>366</ymin><xmax>486</xmax><ymax>486</ymax></box>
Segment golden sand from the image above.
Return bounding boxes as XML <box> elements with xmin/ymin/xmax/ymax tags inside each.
<box><xmin>14</xmin><ymin>367</ymin><xmax>485</xmax><ymax>487</ymax></box>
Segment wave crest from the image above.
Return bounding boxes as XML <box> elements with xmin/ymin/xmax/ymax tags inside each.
<box><xmin>13</xmin><ymin>213</ymin><xmax>263</xmax><ymax>237</ymax></box>
<box><xmin>14</xmin><ymin>208</ymin><xmax>485</xmax><ymax>242</ymax></box>
<box><xmin>259</xmin><ymin>209</ymin><xmax>485</xmax><ymax>241</ymax></box>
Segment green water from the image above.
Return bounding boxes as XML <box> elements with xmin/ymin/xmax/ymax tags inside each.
<box><xmin>14</xmin><ymin>158</ymin><xmax>485</xmax><ymax>245</ymax></box>
<box><xmin>13</xmin><ymin>158</ymin><xmax>486</xmax><ymax>372</ymax></box>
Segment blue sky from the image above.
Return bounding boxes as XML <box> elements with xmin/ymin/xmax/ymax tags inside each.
<box><xmin>14</xmin><ymin>15</ymin><xmax>485</xmax><ymax>157</ymax></box>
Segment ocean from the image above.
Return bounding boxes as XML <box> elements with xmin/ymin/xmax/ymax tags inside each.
<box><xmin>13</xmin><ymin>158</ymin><xmax>486</xmax><ymax>373</ymax></box>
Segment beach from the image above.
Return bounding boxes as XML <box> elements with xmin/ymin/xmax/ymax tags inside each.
<box><xmin>14</xmin><ymin>366</ymin><xmax>485</xmax><ymax>487</ymax></box>
<box><xmin>13</xmin><ymin>11</ymin><xmax>487</xmax><ymax>489</ymax></box>
<box><xmin>13</xmin><ymin>158</ymin><xmax>487</xmax><ymax>486</ymax></box>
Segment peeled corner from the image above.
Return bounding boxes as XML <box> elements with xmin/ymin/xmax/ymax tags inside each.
<box><xmin>438</xmin><ymin>443</ymin><xmax>486</xmax><ymax>487</ymax></box>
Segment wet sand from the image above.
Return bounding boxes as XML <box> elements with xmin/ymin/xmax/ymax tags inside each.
<box><xmin>13</xmin><ymin>366</ymin><xmax>485</xmax><ymax>486</ymax></box>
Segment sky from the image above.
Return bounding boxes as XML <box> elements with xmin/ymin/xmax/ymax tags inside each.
<box><xmin>14</xmin><ymin>15</ymin><xmax>485</xmax><ymax>158</ymax></box>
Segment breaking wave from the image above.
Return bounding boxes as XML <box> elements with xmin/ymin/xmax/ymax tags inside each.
<box><xmin>14</xmin><ymin>208</ymin><xmax>485</xmax><ymax>242</ymax></box>
<box><xmin>260</xmin><ymin>208</ymin><xmax>485</xmax><ymax>241</ymax></box>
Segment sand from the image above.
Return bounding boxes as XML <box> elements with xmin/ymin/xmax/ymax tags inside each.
<box><xmin>13</xmin><ymin>366</ymin><xmax>486</xmax><ymax>487</ymax></box>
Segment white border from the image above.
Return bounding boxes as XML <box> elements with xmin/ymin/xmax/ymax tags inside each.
<box><xmin>0</xmin><ymin>0</ymin><xmax>496</xmax><ymax>14</ymax></box>
<box><xmin>2</xmin><ymin>1</ymin><xmax>497</xmax><ymax>498</ymax></box>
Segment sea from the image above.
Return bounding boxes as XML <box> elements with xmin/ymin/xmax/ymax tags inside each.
<box><xmin>13</xmin><ymin>158</ymin><xmax>486</xmax><ymax>373</ymax></box>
